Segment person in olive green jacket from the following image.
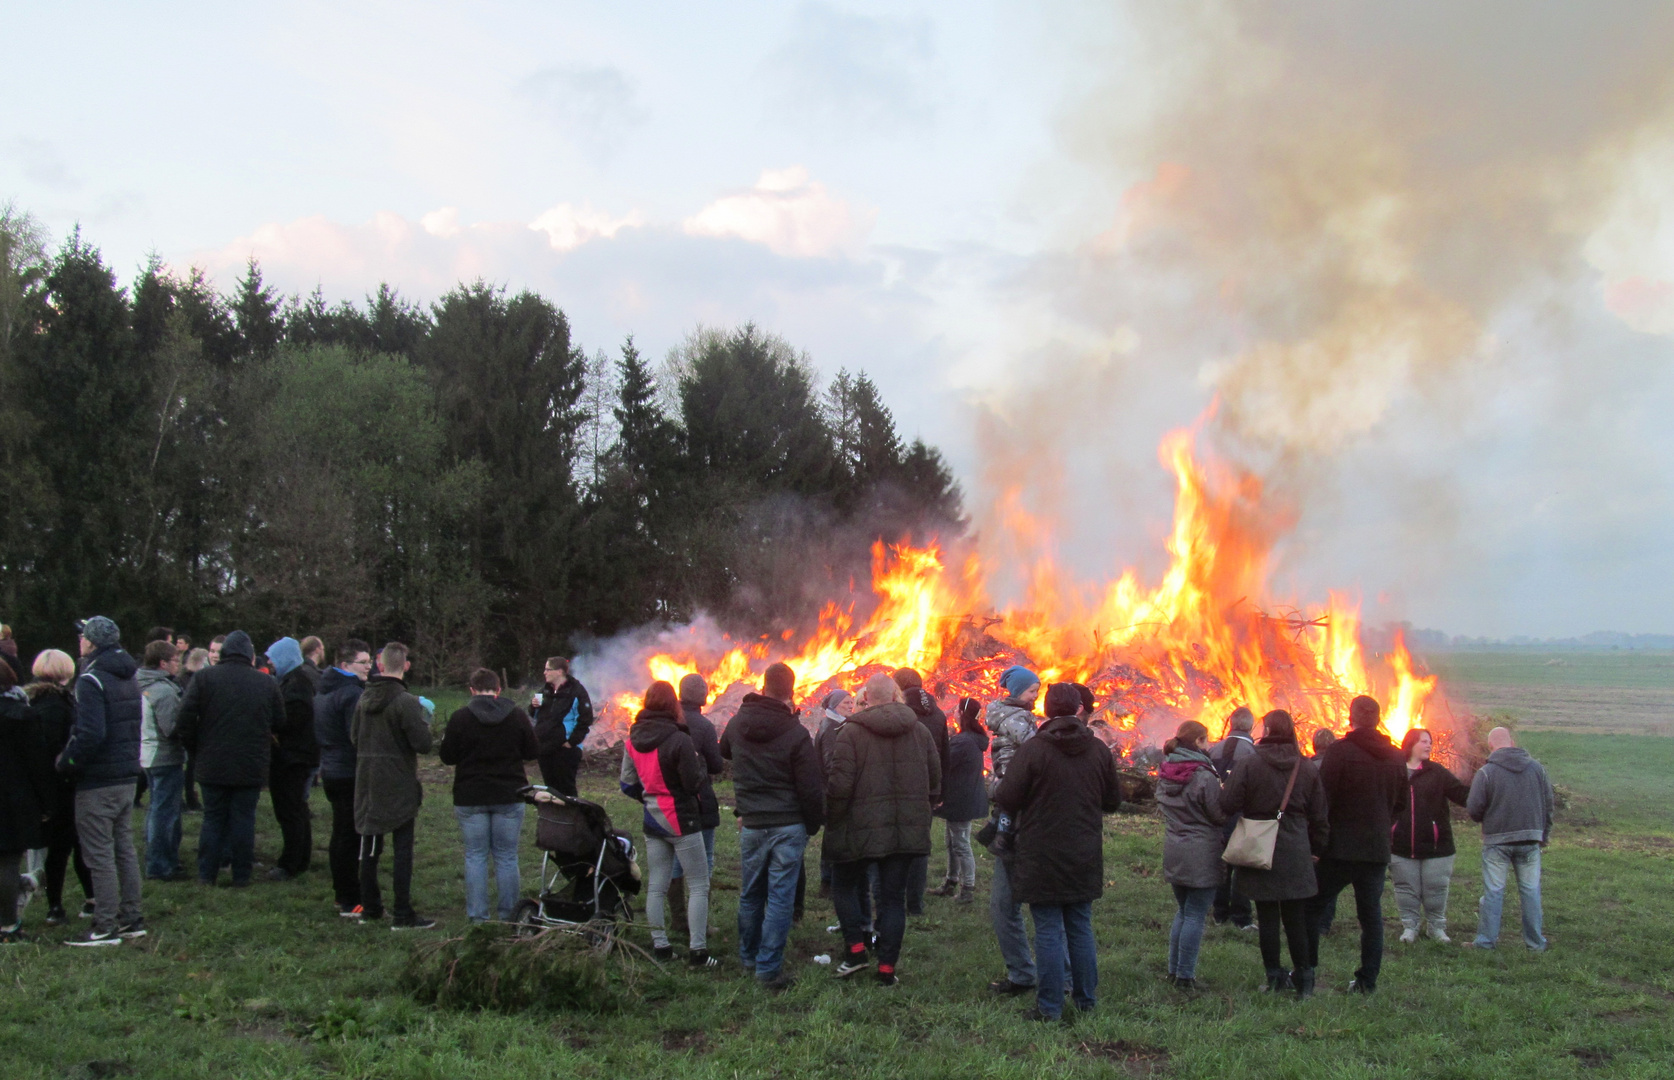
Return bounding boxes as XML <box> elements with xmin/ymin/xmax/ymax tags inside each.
<box><xmin>350</xmin><ymin>642</ymin><xmax>435</xmax><ymax>928</ymax></box>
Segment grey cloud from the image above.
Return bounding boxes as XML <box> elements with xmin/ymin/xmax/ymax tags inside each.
<box><xmin>516</xmin><ymin>63</ymin><xmax>648</xmax><ymax>153</ymax></box>
<box><xmin>760</xmin><ymin>2</ymin><xmax>936</xmax><ymax>133</ymax></box>
<box><xmin>10</xmin><ymin>137</ymin><xmax>79</xmax><ymax>190</ymax></box>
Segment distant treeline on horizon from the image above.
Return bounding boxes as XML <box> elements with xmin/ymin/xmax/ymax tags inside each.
<box><xmin>0</xmin><ymin>211</ymin><xmax>964</xmax><ymax>683</ymax></box>
<box><xmin>1401</xmin><ymin>628</ymin><xmax>1674</xmax><ymax>652</ymax></box>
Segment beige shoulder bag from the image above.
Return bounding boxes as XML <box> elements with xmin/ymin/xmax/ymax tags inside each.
<box><xmin>1221</xmin><ymin>757</ymin><xmax>1302</xmax><ymax>871</ymax></box>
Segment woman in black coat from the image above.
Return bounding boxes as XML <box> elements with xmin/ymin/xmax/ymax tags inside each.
<box><xmin>0</xmin><ymin>660</ymin><xmax>54</xmax><ymax>939</ymax></box>
<box><xmin>1219</xmin><ymin>710</ymin><xmax>1329</xmax><ymax>997</ymax></box>
<box><xmin>1390</xmin><ymin>728</ymin><xmax>1470</xmax><ymax>944</ymax></box>
<box><xmin>931</xmin><ymin>697</ymin><xmax>989</xmax><ymax>902</ymax></box>
<box><xmin>24</xmin><ymin>649</ymin><xmax>92</xmax><ymax>924</ymax></box>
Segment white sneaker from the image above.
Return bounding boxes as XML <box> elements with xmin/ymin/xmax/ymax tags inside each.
<box><xmin>1428</xmin><ymin>927</ymin><xmax>1451</xmax><ymax>944</ymax></box>
<box><xmin>1399</xmin><ymin>928</ymin><xmax>1419</xmax><ymax>944</ymax></box>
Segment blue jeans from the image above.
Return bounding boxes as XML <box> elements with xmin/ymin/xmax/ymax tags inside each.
<box><xmin>737</xmin><ymin>823</ymin><xmax>807</xmax><ymax>977</ymax></box>
<box><xmin>1476</xmin><ymin>843</ymin><xmax>1545</xmax><ymax>950</ymax></box>
<box><xmin>671</xmin><ymin>828</ymin><xmax>716</xmax><ymax>879</ymax></box>
<box><xmin>197</xmin><ymin>784</ymin><xmax>260</xmax><ymax>885</ymax></box>
<box><xmin>1031</xmin><ymin>901</ymin><xmax>1097</xmax><ymax>1018</ymax></box>
<box><xmin>1169</xmin><ymin>884</ymin><xmax>1217</xmax><ymax>979</ymax></box>
<box><xmin>143</xmin><ymin>764</ymin><xmax>185</xmax><ymax>879</ymax></box>
<box><xmin>454</xmin><ymin>803</ymin><xmax>524</xmax><ymax>921</ymax></box>
<box><xmin>990</xmin><ymin>857</ymin><xmax>1037</xmax><ymax>987</ymax></box>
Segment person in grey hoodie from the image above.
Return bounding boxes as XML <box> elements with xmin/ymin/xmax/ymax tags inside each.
<box><xmin>1466</xmin><ymin>727</ymin><xmax>1554</xmax><ymax>951</ymax></box>
<box><xmin>1157</xmin><ymin>719</ymin><xmax>1227</xmax><ymax>990</ymax></box>
<box><xmin>137</xmin><ymin>640</ymin><xmax>186</xmax><ymax>881</ymax></box>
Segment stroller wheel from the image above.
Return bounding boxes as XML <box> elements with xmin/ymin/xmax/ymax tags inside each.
<box><xmin>511</xmin><ymin>898</ymin><xmax>543</xmax><ymax>937</ymax></box>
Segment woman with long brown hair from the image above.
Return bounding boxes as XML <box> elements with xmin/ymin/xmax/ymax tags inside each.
<box><xmin>1157</xmin><ymin>719</ymin><xmax>1226</xmax><ymax>989</ymax></box>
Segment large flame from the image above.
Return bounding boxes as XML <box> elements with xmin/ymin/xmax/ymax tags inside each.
<box><xmin>601</xmin><ymin>424</ymin><xmax>1438</xmax><ymax>754</ymax></box>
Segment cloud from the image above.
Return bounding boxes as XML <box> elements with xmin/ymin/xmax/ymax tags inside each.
<box><xmin>683</xmin><ymin>167</ymin><xmax>874</xmax><ymax>257</ymax></box>
<box><xmin>760</xmin><ymin>3</ymin><xmax>935</xmax><ymax>133</ymax></box>
<box><xmin>529</xmin><ymin>203</ymin><xmax>644</xmax><ymax>252</ymax></box>
<box><xmin>516</xmin><ymin>63</ymin><xmax>647</xmax><ymax>154</ymax></box>
<box><xmin>10</xmin><ymin>137</ymin><xmax>78</xmax><ymax>190</ymax></box>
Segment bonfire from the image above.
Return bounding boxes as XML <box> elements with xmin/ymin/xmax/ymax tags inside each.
<box><xmin>580</xmin><ymin>424</ymin><xmax>1455</xmax><ymax>767</ymax></box>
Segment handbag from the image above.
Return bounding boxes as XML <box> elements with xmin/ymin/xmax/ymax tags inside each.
<box><xmin>1221</xmin><ymin>756</ymin><xmax>1302</xmax><ymax>871</ymax></box>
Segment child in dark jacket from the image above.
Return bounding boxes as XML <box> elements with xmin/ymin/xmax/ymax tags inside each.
<box><xmin>931</xmin><ymin>698</ymin><xmax>989</xmax><ymax>903</ymax></box>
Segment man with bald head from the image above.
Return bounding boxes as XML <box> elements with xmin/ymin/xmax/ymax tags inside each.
<box><xmin>1466</xmin><ymin>727</ymin><xmax>1554</xmax><ymax>951</ymax></box>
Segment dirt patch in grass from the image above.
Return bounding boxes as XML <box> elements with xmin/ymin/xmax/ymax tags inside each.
<box><xmin>1570</xmin><ymin>1047</ymin><xmax>1614</xmax><ymax>1068</ymax></box>
<box><xmin>1079</xmin><ymin>1039</ymin><xmax>1170</xmax><ymax>1075</ymax></box>
<box><xmin>661</xmin><ymin>1028</ymin><xmax>711</xmax><ymax>1053</ymax></box>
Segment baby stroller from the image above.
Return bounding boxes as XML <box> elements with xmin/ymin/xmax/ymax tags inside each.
<box><xmin>510</xmin><ymin>786</ymin><xmax>640</xmax><ymax>949</ymax></box>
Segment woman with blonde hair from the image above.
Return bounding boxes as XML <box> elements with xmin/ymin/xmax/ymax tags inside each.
<box><xmin>25</xmin><ymin>649</ymin><xmax>92</xmax><ymax>924</ymax></box>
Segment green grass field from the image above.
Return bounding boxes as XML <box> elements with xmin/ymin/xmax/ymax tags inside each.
<box><xmin>3</xmin><ymin>685</ymin><xmax>1671</xmax><ymax>1079</ymax></box>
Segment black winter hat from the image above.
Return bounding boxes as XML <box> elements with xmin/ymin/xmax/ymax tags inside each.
<box><xmin>1044</xmin><ymin>683</ymin><xmax>1082</xmax><ymax>719</ymax></box>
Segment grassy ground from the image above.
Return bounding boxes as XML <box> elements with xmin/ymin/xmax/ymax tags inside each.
<box><xmin>1425</xmin><ymin>651</ymin><xmax>1674</xmax><ymax>736</ymax></box>
<box><xmin>2</xmin><ymin>720</ymin><xmax>1671</xmax><ymax>1078</ymax></box>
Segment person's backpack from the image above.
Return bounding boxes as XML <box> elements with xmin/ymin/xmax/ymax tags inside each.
<box><xmin>1213</xmin><ymin>736</ymin><xmax>1242</xmax><ymax>780</ymax></box>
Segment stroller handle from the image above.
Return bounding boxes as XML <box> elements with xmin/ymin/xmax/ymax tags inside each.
<box><xmin>519</xmin><ymin>784</ymin><xmax>566</xmax><ymax>805</ymax></box>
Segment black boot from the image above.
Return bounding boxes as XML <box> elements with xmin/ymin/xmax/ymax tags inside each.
<box><xmin>1262</xmin><ymin>968</ymin><xmax>1293</xmax><ymax>993</ymax></box>
<box><xmin>1294</xmin><ymin>968</ymin><xmax>1315</xmax><ymax>1000</ymax></box>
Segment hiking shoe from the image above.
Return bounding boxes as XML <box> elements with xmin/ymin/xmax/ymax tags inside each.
<box><xmin>117</xmin><ymin>920</ymin><xmax>147</xmax><ymax>939</ymax></box>
<box><xmin>955</xmin><ymin>886</ymin><xmax>976</xmax><ymax>905</ymax></box>
<box><xmin>1398</xmin><ymin>928</ymin><xmax>1419</xmax><ymax>944</ymax></box>
<box><xmin>338</xmin><ymin>904</ymin><xmax>364</xmax><ymax>919</ymax></box>
<box><xmin>928</xmin><ymin>881</ymin><xmax>958</xmax><ymax>898</ymax></box>
<box><xmin>1173</xmin><ymin>977</ymin><xmax>1198</xmax><ymax>991</ymax></box>
<box><xmin>45</xmin><ymin>906</ymin><xmax>67</xmax><ymax>926</ymax></box>
<box><xmin>687</xmin><ymin>948</ymin><xmax>719</xmax><ymax>968</ymax></box>
<box><xmin>66</xmin><ymin>929</ymin><xmax>123</xmax><ymax>947</ymax></box>
<box><xmin>390</xmin><ymin>915</ymin><xmax>438</xmax><ymax>931</ymax></box>
<box><xmin>1022</xmin><ymin>1007</ymin><xmax>1062</xmax><ymax>1023</ymax></box>
<box><xmin>876</xmin><ymin>970</ymin><xmax>899</xmax><ymax>987</ymax></box>
<box><xmin>758</xmin><ymin>969</ymin><xmax>795</xmax><ymax>992</ymax></box>
<box><xmin>834</xmin><ymin>955</ymin><xmax>872</xmax><ymax>978</ymax></box>
<box><xmin>652</xmin><ymin>945</ymin><xmax>675</xmax><ymax>962</ymax></box>
<box><xmin>79</xmin><ymin>900</ymin><xmax>96</xmax><ymax>919</ymax></box>
<box><xmin>989</xmin><ymin>977</ymin><xmax>1034</xmax><ymax>996</ymax></box>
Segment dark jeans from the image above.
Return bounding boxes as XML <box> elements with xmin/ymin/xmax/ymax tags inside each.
<box><xmin>1255</xmin><ymin>899</ymin><xmax>1311</xmax><ymax>974</ymax></box>
<box><xmin>44</xmin><ymin>800</ymin><xmax>92</xmax><ymax>909</ymax></box>
<box><xmin>143</xmin><ymin>764</ymin><xmax>185</xmax><ymax>878</ymax></box>
<box><xmin>538</xmin><ymin>746</ymin><xmax>583</xmax><ymax>798</ymax></box>
<box><xmin>359</xmin><ymin>819</ymin><xmax>416</xmax><ymax>920</ymax></box>
<box><xmin>0</xmin><ymin>852</ymin><xmax>22</xmax><ymax>929</ymax></box>
<box><xmin>183</xmin><ymin>752</ymin><xmax>201</xmax><ymax>809</ymax></box>
<box><xmin>906</xmin><ymin>854</ymin><xmax>928</xmax><ymax>915</ymax></box>
<box><xmin>322</xmin><ymin>777</ymin><xmax>360</xmax><ymax>908</ymax></box>
<box><xmin>1308</xmin><ymin>858</ymin><xmax>1387</xmax><ymax>987</ymax></box>
<box><xmin>1213</xmin><ymin>816</ymin><xmax>1252</xmax><ymax>925</ymax></box>
<box><xmin>832</xmin><ymin>854</ymin><xmax>912</xmax><ymax>968</ymax></box>
<box><xmin>269</xmin><ymin>760</ymin><xmax>314</xmax><ymax>876</ymax></box>
<box><xmin>198</xmin><ymin>784</ymin><xmax>261</xmax><ymax>885</ymax></box>
<box><xmin>1031</xmin><ymin>901</ymin><xmax>1097</xmax><ymax>1018</ymax></box>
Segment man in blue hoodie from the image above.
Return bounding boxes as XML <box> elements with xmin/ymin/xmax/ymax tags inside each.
<box><xmin>57</xmin><ymin>616</ymin><xmax>145</xmax><ymax>946</ymax></box>
<box><xmin>314</xmin><ymin>639</ymin><xmax>371</xmax><ymax>915</ymax></box>
<box><xmin>266</xmin><ymin>636</ymin><xmax>321</xmax><ymax>881</ymax></box>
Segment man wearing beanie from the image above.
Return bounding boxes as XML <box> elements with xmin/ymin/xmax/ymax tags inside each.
<box><xmin>266</xmin><ymin>636</ymin><xmax>320</xmax><ymax>881</ymax></box>
<box><xmin>177</xmin><ymin>630</ymin><xmax>285</xmax><ymax>887</ymax></box>
<box><xmin>722</xmin><ymin>662</ymin><xmax>825</xmax><ymax>990</ymax></box>
<box><xmin>58</xmin><ymin>617</ymin><xmax>145</xmax><ymax>946</ymax></box>
<box><xmin>984</xmin><ymin>664</ymin><xmax>1041</xmax><ymax>995</ymax></box>
<box><xmin>994</xmin><ymin>683</ymin><xmax>1122</xmax><ymax>1021</ymax></box>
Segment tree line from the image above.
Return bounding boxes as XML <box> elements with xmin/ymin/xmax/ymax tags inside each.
<box><xmin>0</xmin><ymin>206</ymin><xmax>964</xmax><ymax>683</ymax></box>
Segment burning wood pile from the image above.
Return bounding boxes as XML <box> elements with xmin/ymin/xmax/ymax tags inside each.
<box><xmin>578</xmin><ymin>426</ymin><xmax>1459</xmax><ymax>769</ymax></box>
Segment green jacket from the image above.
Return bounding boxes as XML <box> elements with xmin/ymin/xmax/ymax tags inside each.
<box><xmin>350</xmin><ymin>676</ymin><xmax>433</xmax><ymax>835</ymax></box>
<box><xmin>823</xmin><ymin>702</ymin><xmax>941</xmax><ymax>863</ymax></box>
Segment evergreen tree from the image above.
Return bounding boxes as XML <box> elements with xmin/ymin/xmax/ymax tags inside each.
<box><xmin>232</xmin><ymin>257</ymin><xmax>282</xmax><ymax>359</ymax></box>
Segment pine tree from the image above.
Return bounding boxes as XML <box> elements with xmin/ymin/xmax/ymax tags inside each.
<box><xmin>232</xmin><ymin>257</ymin><xmax>282</xmax><ymax>359</ymax></box>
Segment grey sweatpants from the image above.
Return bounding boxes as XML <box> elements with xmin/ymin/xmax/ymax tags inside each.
<box><xmin>76</xmin><ymin>783</ymin><xmax>142</xmax><ymax>934</ymax></box>
<box><xmin>944</xmin><ymin>820</ymin><xmax>976</xmax><ymax>888</ymax></box>
<box><xmin>645</xmin><ymin>831</ymin><xmax>710</xmax><ymax>950</ymax></box>
<box><xmin>1390</xmin><ymin>854</ymin><xmax>1454</xmax><ymax>934</ymax></box>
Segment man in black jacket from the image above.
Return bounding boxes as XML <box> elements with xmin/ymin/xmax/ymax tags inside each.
<box><xmin>677</xmin><ymin>674</ymin><xmax>724</xmax><ymax>870</ymax></box>
<box><xmin>177</xmin><ymin>630</ymin><xmax>285</xmax><ymax>887</ymax></box>
<box><xmin>721</xmin><ymin>663</ymin><xmax>825</xmax><ymax>990</ymax></box>
<box><xmin>1307</xmin><ymin>695</ymin><xmax>1408</xmax><ymax>993</ymax></box>
<box><xmin>58</xmin><ymin>616</ymin><xmax>145</xmax><ymax>946</ymax></box>
<box><xmin>533</xmin><ymin>657</ymin><xmax>592</xmax><ymax>797</ymax></box>
<box><xmin>314</xmin><ymin>639</ymin><xmax>370</xmax><ymax>915</ymax></box>
<box><xmin>265</xmin><ymin>637</ymin><xmax>320</xmax><ymax>881</ymax></box>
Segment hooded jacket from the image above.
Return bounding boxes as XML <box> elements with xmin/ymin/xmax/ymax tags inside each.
<box><xmin>902</xmin><ymin>687</ymin><xmax>950</xmax><ymax>781</ymax></box>
<box><xmin>272</xmin><ymin>658</ymin><xmax>321</xmax><ymax>769</ymax></box>
<box><xmin>351</xmin><ymin>675</ymin><xmax>433</xmax><ymax>835</ymax></box>
<box><xmin>534</xmin><ymin>675</ymin><xmax>594</xmax><ymax>754</ymax></box>
<box><xmin>439</xmin><ymin>694</ymin><xmax>538</xmax><ymax>807</ymax></box>
<box><xmin>138</xmin><ymin>665</ymin><xmax>185</xmax><ymax>770</ymax></box>
<box><xmin>0</xmin><ymin>689</ymin><xmax>52</xmax><ymax>851</ymax></box>
<box><xmin>993</xmin><ymin>714</ymin><xmax>1122</xmax><ymax>904</ymax></box>
<box><xmin>1219</xmin><ymin>739</ymin><xmax>1330</xmax><ymax>901</ymax></box>
<box><xmin>1467</xmin><ymin>746</ymin><xmax>1554</xmax><ymax>846</ymax></box>
<box><xmin>313</xmin><ymin>666</ymin><xmax>365</xmax><ymax>781</ymax></box>
<box><xmin>937</xmin><ymin>727</ymin><xmax>990</xmax><ymax>822</ymax></box>
<box><xmin>720</xmin><ymin>693</ymin><xmax>825</xmax><ymax>832</ymax></box>
<box><xmin>175</xmin><ymin>632</ymin><xmax>285</xmax><ymax>788</ymax></box>
<box><xmin>1208</xmin><ymin>731</ymin><xmax>1257</xmax><ymax>778</ymax></box>
<box><xmin>1318</xmin><ymin>726</ymin><xmax>1408</xmax><ymax>862</ymax></box>
<box><xmin>59</xmin><ymin>645</ymin><xmax>143</xmax><ymax>790</ymax></box>
<box><xmin>619</xmin><ymin>708</ymin><xmax>707</xmax><ymax>838</ymax></box>
<box><xmin>1393</xmin><ymin>759</ymin><xmax>1471</xmax><ymax>859</ymax></box>
<box><xmin>985</xmin><ymin>697</ymin><xmax>1037</xmax><ymax>795</ymax></box>
<box><xmin>26</xmin><ymin>683</ymin><xmax>77</xmax><ymax>821</ymax></box>
<box><xmin>1157</xmin><ymin>746</ymin><xmax>1229</xmax><ymax>888</ymax></box>
<box><xmin>823</xmin><ymin>701</ymin><xmax>941</xmax><ymax>863</ymax></box>
<box><xmin>680</xmin><ymin>701</ymin><xmax>723</xmax><ymax>831</ymax></box>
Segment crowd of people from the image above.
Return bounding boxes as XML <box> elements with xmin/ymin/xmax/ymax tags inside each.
<box><xmin>0</xmin><ymin>615</ymin><xmax>1555</xmax><ymax>1023</ymax></box>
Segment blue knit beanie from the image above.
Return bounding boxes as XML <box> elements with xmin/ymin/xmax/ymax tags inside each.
<box><xmin>998</xmin><ymin>666</ymin><xmax>1039</xmax><ymax>697</ymax></box>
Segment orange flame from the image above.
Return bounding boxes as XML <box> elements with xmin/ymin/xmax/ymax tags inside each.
<box><xmin>601</xmin><ymin>424</ymin><xmax>1438</xmax><ymax>753</ymax></box>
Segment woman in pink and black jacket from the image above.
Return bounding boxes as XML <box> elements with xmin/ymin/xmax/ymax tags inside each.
<box><xmin>619</xmin><ymin>681</ymin><xmax>716</xmax><ymax>967</ymax></box>
<box><xmin>1390</xmin><ymin>728</ymin><xmax>1471</xmax><ymax>944</ymax></box>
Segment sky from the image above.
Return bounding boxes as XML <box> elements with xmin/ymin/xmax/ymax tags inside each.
<box><xmin>6</xmin><ymin>0</ymin><xmax>1674</xmax><ymax>638</ymax></box>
